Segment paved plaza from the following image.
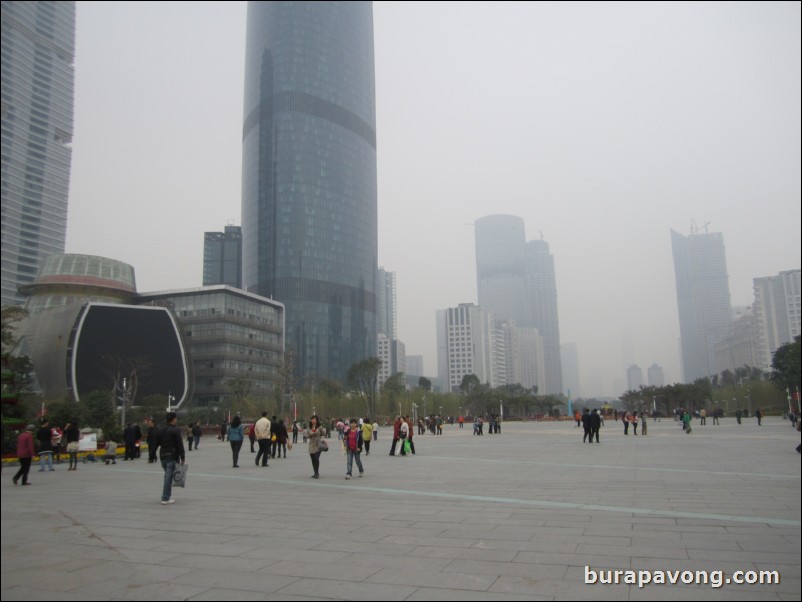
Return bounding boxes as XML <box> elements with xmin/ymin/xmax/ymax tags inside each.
<box><xmin>1</xmin><ymin>417</ymin><xmax>800</xmax><ymax>601</ymax></box>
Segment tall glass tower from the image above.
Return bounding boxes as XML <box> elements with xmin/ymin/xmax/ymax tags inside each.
<box><xmin>1</xmin><ymin>1</ymin><xmax>75</xmax><ymax>306</ymax></box>
<box><xmin>241</xmin><ymin>2</ymin><xmax>377</xmax><ymax>382</ymax></box>
<box><xmin>671</xmin><ymin>229</ymin><xmax>732</xmax><ymax>383</ymax></box>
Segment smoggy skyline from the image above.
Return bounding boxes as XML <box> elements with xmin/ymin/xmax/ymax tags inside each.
<box><xmin>65</xmin><ymin>1</ymin><xmax>801</xmax><ymax>396</ymax></box>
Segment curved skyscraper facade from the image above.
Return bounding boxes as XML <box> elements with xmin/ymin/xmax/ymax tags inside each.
<box><xmin>241</xmin><ymin>2</ymin><xmax>378</xmax><ymax>381</ymax></box>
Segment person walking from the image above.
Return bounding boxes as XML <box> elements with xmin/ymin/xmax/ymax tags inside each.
<box><xmin>248</xmin><ymin>422</ymin><xmax>257</xmax><ymax>453</ymax></box>
<box><xmin>12</xmin><ymin>424</ymin><xmax>36</xmax><ymax>486</ymax></box>
<box><xmin>630</xmin><ymin>411</ymin><xmax>639</xmax><ymax>436</ymax></box>
<box><xmin>344</xmin><ymin>418</ymin><xmax>365</xmax><ymax>479</ymax></box>
<box><xmin>581</xmin><ymin>408</ymin><xmax>591</xmax><ymax>443</ymax></box>
<box><xmin>755</xmin><ymin>408</ymin><xmax>763</xmax><ymax>426</ymax></box>
<box><xmin>186</xmin><ymin>423</ymin><xmax>194</xmax><ymax>451</ymax></box>
<box><xmin>65</xmin><ymin>420</ymin><xmax>81</xmax><ymax>470</ymax></box>
<box><xmin>292</xmin><ymin>421</ymin><xmax>299</xmax><ymax>444</ymax></box>
<box><xmin>622</xmin><ymin>412</ymin><xmax>630</xmax><ymax>435</ymax></box>
<box><xmin>275</xmin><ymin>419</ymin><xmax>288</xmax><ymax>458</ymax></box>
<box><xmin>398</xmin><ymin>417</ymin><xmax>410</xmax><ymax>456</ymax></box>
<box><xmin>192</xmin><ymin>422</ymin><xmax>202</xmax><ymax>450</ymax></box>
<box><xmin>36</xmin><ymin>419</ymin><xmax>55</xmax><ymax>472</ymax></box>
<box><xmin>153</xmin><ymin>412</ymin><xmax>185</xmax><ymax>505</ymax></box>
<box><xmin>589</xmin><ymin>409</ymin><xmax>602</xmax><ymax>443</ymax></box>
<box><xmin>361</xmin><ymin>418</ymin><xmax>373</xmax><ymax>455</ymax></box>
<box><xmin>146</xmin><ymin>418</ymin><xmax>159</xmax><ymax>463</ymax></box>
<box><xmin>306</xmin><ymin>415</ymin><xmax>325</xmax><ymax>479</ymax></box>
<box><xmin>389</xmin><ymin>416</ymin><xmax>401</xmax><ymax>456</ymax></box>
<box><xmin>254</xmin><ymin>412</ymin><xmax>271</xmax><ymax>467</ymax></box>
<box><xmin>228</xmin><ymin>415</ymin><xmax>244</xmax><ymax>467</ymax></box>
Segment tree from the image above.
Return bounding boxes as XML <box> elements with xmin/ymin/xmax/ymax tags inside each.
<box><xmin>418</xmin><ymin>376</ymin><xmax>432</xmax><ymax>392</ymax></box>
<box><xmin>1</xmin><ymin>306</ymin><xmax>28</xmax><ymax>351</ymax></box>
<box><xmin>347</xmin><ymin>357</ymin><xmax>382</xmax><ymax>418</ymax></box>
<box><xmin>771</xmin><ymin>336</ymin><xmax>801</xmax><ymax>393</ymax></box>
<box><xmin>459</xmin><ymin>374</ymin><xmax>481</xmax><ymax>395</ymax></box>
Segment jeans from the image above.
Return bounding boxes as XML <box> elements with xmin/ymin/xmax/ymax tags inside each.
<box><xmin>161</xmin><ymin>459</ymin><xmax>176</xmax><ymax>501</ymax></box>
<box><xmin>39</xmin><ymin>451</ymin><xmax>54</xmax><ymax>471</ymax></box>
<box><xmin>194</xmin><ymin>436</ymin><xmax>200</xmax><ymax>449</ymax></box>
<box><xmin>310</xmin><ymin>451</ymin><xmax>321</xmax><ymax>476</ymax></box>
<box><xmin>230</xmin><ymin>440</ymin><xmax>243</xmax><ymax>466</ymax></box>
<box><xmin>346</xmin><ymin>449</ymin><xmax>363</xmax><ymax>475</ymax></box>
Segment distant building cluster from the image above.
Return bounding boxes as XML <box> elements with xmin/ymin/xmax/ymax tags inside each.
<box><xmin>434</xmin><ymin>215</ymin><xmax>563</xmax><ymax>395</ymax></box>
<box><xmin>4</xmin><ymin>2</ymin><xmax>799</xmax><ymax>407</ymax></box>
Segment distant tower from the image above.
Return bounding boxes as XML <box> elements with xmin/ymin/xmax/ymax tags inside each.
<box><xmin>241</xmin><ymin>1</ymin><xmax>378</xmax><ymax>381</ymax></box>
<box><xmin>525</xmin><ymin>239</ymin><xmax>563</xmax><ymax>395</ymax></box>
<box><xmin>561</xmin><ymin>343</ymin><xmax>580</xmax><ymax>398</ymax></box>
<box><xmin>1</xmin><ymin>1</ymin><xmax>76</xmax><ymax>306</ymax></box>
<box><xmin>627</xmin><ymin>364</ymin><xmax>644</xmax><ymax>391</ymax></box>
<box><xmin>647</xmin><ymin>363</ymin><xmax>665</xmax><ymax>387</ymax></box>
<box><xmin>203</xmin><ymin>225</ymin><xmax>242</xmax><ymax>288</ymax></box>
<box><xmin>377</xmin><ymin>268</ymin><xmax>397</xmax><ymax>338</ymax></box>
<box><xmin>753</xmin><ymin>270</ymin><xmax>801</xmax><ymax>370</ymax></box>
<box><xmin>475</xmin><ymin>215</ymin><xmax>527</xmax><ymax>325</ymax></box>
<box><xmin>671</xmin><ymin>229</ymin><xmax>732</xmax><ymax>383</ymax></box>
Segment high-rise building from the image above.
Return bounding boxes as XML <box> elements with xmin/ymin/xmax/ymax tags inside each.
<box><xmin>1</xmin><ymin>1</ymin><xmax>75</xmax><ymax>306</ymax></box>
<box><xmin>627</xmin><ymin>364</ymin><xmax>644</xmax><ymax>391</ymax></box>
<box><xmin>377</xmin><ymin>268</ymin><xmax>397</xmax><ymax>339</ymax></box>
<box><xmin>561</xmin><ymin>343</ymin><xmax>580</xmax><ymax>398</ymax></box>
<box><xmin>525</xmin><ymin>240</ymin><xmax>563</xmax><ymax>395</ymax></box>
<box><xmin>671</xmin><ymin>229</ymin><xmax>732</xmax><ymax>383</ymax></box>
<box><xmin>241</xmin><ymin>2</ymin><xmax>378</xmax><ymax>382</ymax></box>
<box><xmin>647</xmin><ymin>363</ymin><xmax>665</xmax><ymax>387</ymax></box>
<box><xmin>436</xmin><ymin>304</ymin><xmax>501</xmax><ymax>392</ymax></box>
<box><xmin>475</xmin><ymin>215</ymin><xmax>527</xmax><ymax>325</ymax></box>
<box><xmin>502</xmin><ymin>321</ymin><xmax>545</xmax><ymax>392</ymax></box>
<box><xmin>753</xmin><ymin>270</ymin><xmax>801</xmax><ymax>370</ymax></box>
<box><xmin>714</xmin><ymin>306</ymin><xmax>759</xmax><ymax>375</ymax></box>
<box><xmin>405</xmin><ymin>355</ymin><xmax>424</xmax><ymax>377</ymax></box>
<box><xmin>203</xmin><ymin>225</ymin><xmax>242</xmax><ymax>288</ymax></box>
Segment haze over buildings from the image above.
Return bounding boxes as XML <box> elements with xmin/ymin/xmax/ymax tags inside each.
<box><xmin>59</xmin><ymin>3</ymin><xmax>801</xmax><ymax>397</ymax></box>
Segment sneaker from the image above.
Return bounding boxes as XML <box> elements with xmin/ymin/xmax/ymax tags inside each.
<box><xmin>358</xmin><ymin>472</ymin><xmax>363</xmax><ymax>478</ymax></box>
<box><xmin>161</xmin><ymin>499</ymin><xmax>175</xmax><ymax>505</ymax></box>
<box><xmin>345</xmin><ymin>474</ymin><xmax>351</xmax><ymax>480</ymax></box>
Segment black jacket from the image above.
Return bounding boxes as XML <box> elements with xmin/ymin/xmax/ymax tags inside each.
<box><xmin>154</xmin><ymin>423</ymin><xmax>185</xmax><ymax>463</ymax></box>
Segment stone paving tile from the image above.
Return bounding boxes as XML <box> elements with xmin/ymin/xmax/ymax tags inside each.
<box><xmin>3</xmin><ymin>419</ymin><xmax>800</xmax><ymax>601</ymax></box>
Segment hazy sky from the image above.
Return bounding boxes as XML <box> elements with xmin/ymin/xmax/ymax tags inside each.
<box><xmin>66</xmin><ymin>1</ymin><xmax>801</xmax><ymax>396</ymax></box>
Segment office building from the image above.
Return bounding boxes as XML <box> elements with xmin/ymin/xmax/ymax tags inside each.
<box><xmin>1</xmin><ymin>1</ymin><xmax>75</xmax><ymax>306</ymax></box>
<box><xmin>647</xmin><ymin>363</ymin><xmax>665</xmax><ymax>387</ymax></box>
<box><xmin>203</xmin><ymin>225</ymin><xmax>242</xmax><ymax>288</ymax></box>
<box><xmin>561</xmin><ymin>343</ymin><xmax>580</xmax><ymax>398</ymax></box>
<box><xmin>525</xmin><ymin>240</ymin><xmax>563</xmax><ymax>395</ymax></box>
<box><xmin>627</xmin><ymin>364</ymin><xmax>644</xmax><ymax>391</ymax></box>
<box><xmin>436</xmin><ymin>304</ymin><xmax>501</xmax><ymax>392</ymax></box>
<box><xmin>753</xmin><ymin>270</ymin><xmax>801</xmax><ymax>370</ymax></box>
<box><xmin>241</xmin><ymin>1</ymin><xmax>378</xmax><ymax>382</ymax></box>
<box><xmin>671</xmin><ymin>229</ymin><xmax>732</xmax><ymax>382</ymax></box>
<box><xmin>475</xmin><ymin>215</ymin><xmax>527</xmax><ymax>325</ymax></box>
<box><xmin>139</xmin><ymin>286</ymin><xmax>284</xmax><ymax>408</ymax></box>
<box><xmin>377</xmin><ymin>268</ymin><xmax>397</xmax><ymax>339</ymax></box>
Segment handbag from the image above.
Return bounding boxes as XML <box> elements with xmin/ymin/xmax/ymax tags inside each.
<box><xmin>173</xmin><ymin>463</ymin><xmax>188</xmax><ymax>488</ymax></box>
<box><xmin>318</xmin><ymin>439</ymin><xmax>329</xmax><ymax>452</ymax></box>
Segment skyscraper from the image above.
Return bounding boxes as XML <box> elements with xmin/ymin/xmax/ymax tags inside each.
<box><xmin>377</xmin><ymin>267</ymin><xmax>397</xmax><ymax>339</ymax></box>
<box><xmin>753</xmin><ymin>270</ymin><xmax>801</xmax><ymax>370</ymax></box>
<box><xmin>647</xmin><ymin>363</ymin><xmax>665</xmax><ymax>387</ymax></box>
<box><xmin>475</xmin><ymin>215</ymin><xmax>527</xmax><ymax>326</ymax></box>
<box><xmin>203</xmin><ymin>225</ymin><xmax>242</xmax><ymax>288</ymax></box>
<box><xmin>241</xmin><ymin>2</ymin><xmax>378</xmax><ymax>381</ymax></box>
<box><xmin>1</xmin><ymin>1</ymin><xmax>75</xmax><ymax>306</ymax></box>
<box><xmin>526</xmin><ymin>239</ymin><xmax>563</xmax><ymax>395</ymax></box>
<box><xmin>671</xmin><ymin>229</ymin><xmax>732</xmax><ymax>383</ymax></box>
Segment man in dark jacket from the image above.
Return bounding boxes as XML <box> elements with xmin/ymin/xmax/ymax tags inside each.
<box><xmin>153</xmin><ymin>412</ymin><xmax>185</xmax><ymax>505</ymax></box>
<box><xmin>589</xmin><ymin>409</ymin><xmax>602</xmax><ymax>443</ymax></box>
<box><xmin>145</xmin><ymin>418</ymin><xmax>159</xmax><ymax>463</ymax></box>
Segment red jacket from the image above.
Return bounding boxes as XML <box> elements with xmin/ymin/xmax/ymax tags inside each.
<box><xmin>17</xmin><ymin>431</ymin><xmax>35</xmax><ymax>459</ymax></box>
